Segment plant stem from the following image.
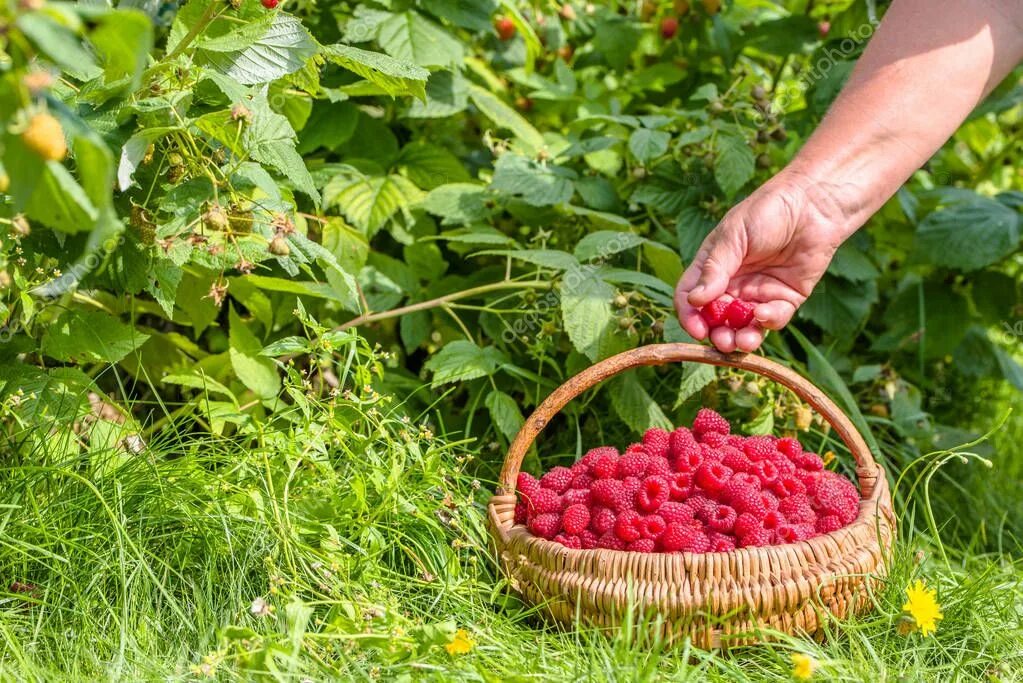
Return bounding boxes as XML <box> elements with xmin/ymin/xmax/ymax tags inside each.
<box><xmin>337</xmin><ymin>280</ymin><xmax>553</xmax><ymax>331</ymax></box>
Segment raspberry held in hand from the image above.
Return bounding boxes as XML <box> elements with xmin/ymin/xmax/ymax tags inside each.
<box><xmin>699</xmin><ymin>297</ymin><xmax>759</xmax><ymax>332</ymax></box>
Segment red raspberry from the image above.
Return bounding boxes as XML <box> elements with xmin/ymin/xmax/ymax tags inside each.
<box><xmin>707</xmin><ymin>504</ymin><xmax>737</xmax><ymax>534</ymax></box>
<box><xmin>770</xmin><ymin>453</ymin><xmax>798</xmax><ymax>477</ymax></box>
<box><xmin>529</xmin><ymin>512</ymin><xmax>561</xmax><ymax>539</ymax></box>
<box><xmin>733</xmin><ymin>512</ymin><xmax>761</xmax><ymax>538</ymax></box>
<box><xmin>597</xmin><ymin>531</ymin><xmax>626</xmax><ymax>550</ymax></box>
<box><xmin>693</xmin><ymin>408</ymin><xmax>730</xmax><ymax>437</ymax></box>
<box><xmin>699</xmin><ymin>298</ymin><xmax>729</xmax><ymax>328</ymax></box>
<box><xmin>642</xmin><ymin>428</ymin><xmax>671</xmax><ymax>458</ymax></box>
<box><xmin>562</xmin><ymin>503</ymin><xmax>591</xmax><ymax>534</ymax></box>
<box><xmin>778</xmin><ymin>493</ymin><xmax>816</xmax><ymax>525</ymax></box>
<box><xmin>659</xmin><ymin>16</ymin><xmax>679</xmax><ymax>39</ymax></box>
<box><xmin>658</xmin><ymin>501</ymin><xmax>695</xmax><ymax>526</ymax></box>
<box><xmin>761</xmin><ymin>509</ymin><xmax>785</xmax><ymax>531</ymax></box>
<box><xmin>579</xmin><ymin>446</ymin><xmax>618</xmax><ymax>471</ymax></box>
<box><xmin>261</xmin><ymin>0</ymin><xmax>279</xmax><ymax>8</ymax></box>
<box><xmin>730</xmin><ymin>488</ymin><xmax>767</xmax><ymax>517</ymax></box>
<box><xmin>700</xmin><ymin>431</ymin><xmax>728</xmax><ymax>448</ymax></box>
<box><xmin>808</xmin><ymin>471</ymin><xmax>860</xmax><ymax>524</ymax></box>
<box><xmin>815</xmin><ymin>514</ymin><xmax>844</xmax><ymax>534</ymax></box>
<box><xmin>617</xmin><ymin>451</ymin><xmax>650</xmax><ymax>478</ymax></box>
<box><xmin>721</xmin><ymin>446</ymin><xmax>755</xmax><ymax>474</ymax></box>
<box><xmin>760</xmin><ymin>489</ymin><xmax>780</xmax><ymax>511</ymax></box>
<box><xmin>494</xmin><ymin>16</ymin><xmax>516</xmax><ymax>40</ymax></box>
<box><xmin>621</xmin><ymin>476</ymin><xmax>642</xmax><ymax>502</ymax></box>
<box><xmin>591</xmin><ymin>479</ymin><xmax>629</xmax><ymax>512</ymax></box>
<box><xmin>627</xmin><ymin>538</ymin><xmax>656</xmax><ymax>553</ymax></box>
<box><xmin>554</xmin><ymin>533</ymin><xmax>581</xmax><ymax>549</ymax></box>
<box><xmin>695</xmin><ymin>462</ymin><xmax>733</xmax><ymax>493</ymax></box>
<box><xmin>738</xmin><ymin>527</ymin><xmax>772</xmax><ymax>547</ymax></box>
<box><xmin>570</xmin><ymin>460</ymin><xmax>589</xmax><ymax>476</ymax></box>
<box><xmin>592</xmin><ymin>452</ymin><xmax>620</xmax><ymax>479</ymax></box>
<box><xmin>660</xmin><ymin>523</ymin><xmax>710</xmax><ymax>552</ymax></box>
<box><xmin>699</xmin><ymin>443</ymin><xmax>724</xmax><ymax>463</ymax></box>
<box><xmin>541</xmin><ymin>466</ymin><xmax>574</xmax><ymax>493</ymax></box>
<box><xmin>724</xmin><ymin>299</ymin><xmax>755</xmax><ymax>329</ymax></box>
<box><xmin>775</xmin><ymin>523</ymin><xmax>815</xmax><ymax>544</ymax></box>
<box><xmin>624</xmin><ymin>443</ymin><xmax>649</xmax><ymax>457</ymax></box>
<box><xmin>579</xmin><ymin>529</ymin><xmax>599</xmax><ymax>549</ymax></box>
<box><xmin>754</xmin><ymin>459</ymin><xmax>780</xmax><ymax>487</ymax></box>
<box><xmin>667</xmin><ymin>471</ymin><xmax>694</xmax><ymax>500</ymax></box>
<box><xmin>514</xmin><ymin>501</ymin><xmax>528</xmax><ymax>525</ymax></box>
<box><xmin>721</xmin><ymin>473</ymin><xmax>761</xmax><ymax>504</ymax></box>
<box><xmin>669</xmin><ymin>427</ymin><xmax>699</xmax><ymax>457</ymax></box>
<box><xmin>640</xmin><ymin>514</ymin><xmax>667</xmax><ymax>540</ymax></box>
<box><xmin>516</xmin><ymin>472</ymin><xmax>541</xmax><ymax>499</ymax></box>
<box><xmin>563</xmin><ymin>488</ymin><xmax>592</xmax><ymax>507</ymax></box>
<box><xmin>635</xmin><ymin>475</ymin><xmax>670</xmax><ymax>513</ymax></box>
<box><xmin>673</xmin><ymin>448</ymin><xmax>704</xmax><ymax>473</ymax></box>
<box><xmin>683</xmin><ymin>494</ymin><xmax>715</xmax><ymax>522</ymax></box>
<box><xmin>743</xmin><ymin>436</ymin><xmax>776</xmax><ymax>462</ymax></box>
<box><xmin>707</xmin><ymin>532</ymin><xmax>736</xmax><ymax>552</ymax></box>
<box><xmin>645</xmin><ymin>456</ymin><xmax>672</xmax><ymax>477</ymax></box>
<box><xmin>795</xmin><ymin>452</ymin><xmax>825</xmax><ymax>471</ymax></box>
<box><xmin>773</xmin><ymin>474</ymin><xmax>807</xmax><ymax>498</ymax></box>
<box><xmin>614</xmin><ymin>510</ymin><xmax>643</xmax><ymax>543</ymax></box>
<box><xmin>527</xmin><ymin>488</ymin><xmax>562</xmax><ymax>515</ymax></box>
<box><xmin>590</xmin><ymin>506</ymin><xmax>616</xmax><ymax>535</ymax></box>
<box><xmin>776</xmin><ymin>437</ymin><xmax>803</xmax><ymax>460</ymax></box>
<box><xmin>571</xmin><ymin>473</ymin><xmax>594</xmax><ymax>490</ymax></box>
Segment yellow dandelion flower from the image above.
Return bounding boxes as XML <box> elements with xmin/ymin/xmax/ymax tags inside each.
<box><xmin>790</xmin><ymin>652</ymin><xmax>818</xmax><ymax>680</ymax></box>
<box><xmin>902</xmin><ymin>579</ymin><xmax>943</xmax><ymax>637</ymax></box>
<box><xmin>445</xmin><ymin>628</ymin><xmax>475</xmax><ymax>655</ymax></box>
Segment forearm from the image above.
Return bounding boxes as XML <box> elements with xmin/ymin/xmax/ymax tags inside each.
<box><xmin>785</xmin><ymin>0</ymin><xmax>1023</xmax><ymax>236</ymax></box>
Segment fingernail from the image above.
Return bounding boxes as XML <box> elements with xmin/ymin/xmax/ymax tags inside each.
<box><xmin>690</xmin><ymin>285</ymin><xmax>704</xmax><ymax>297</ymax></box>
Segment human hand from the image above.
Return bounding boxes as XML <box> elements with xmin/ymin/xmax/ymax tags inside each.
<box><xmin>674</xmin><ymin>172</ymin><xmax>854</xmax><ymax>353</ymax></box>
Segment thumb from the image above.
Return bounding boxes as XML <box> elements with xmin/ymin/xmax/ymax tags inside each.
<box><xmin>686</xmin><ymin>235</ymin><xmax>743</xmax><ymax>307</ymax></box>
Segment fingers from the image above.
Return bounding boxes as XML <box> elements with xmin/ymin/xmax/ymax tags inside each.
<box><xmin>675</xmin><ymin>257</ymin><xmax>708</xmax><ymax>339</ymax></box>
<box><xmin>686</xmin><ymin>236</ymin><xmax>743</xmax><ymax>308</ymax></box>
<box><xmin>754</xmin><ymin>300</ymin><xmax>799</xmax><ymax>331</ymax></box>
<box><xmin>734</xmin><ymin>326</ymin><xmax>766</xmax><ymax>353</ymax></box>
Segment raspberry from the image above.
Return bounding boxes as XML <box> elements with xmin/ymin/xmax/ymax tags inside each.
<box><xmin>529</xmin><ymin>513</ymin><xmax>561</xmax><ymax>539</ymax></box>
<box><xmin>591</xmin><ymin>479</ymin><xmax>629</xmax><ymax>511</ymax></box>
<box><xmin>642</xmin><ymin>428</ymin><xmax>671</xmax><ymax>458</ymax></box>
<box><xmin>733</xmin><ymin>512</ymin><xmax>761</xmax><ymax>538</ymax></box>
<box><xmin>794</xmin><ymin>452</ymin><xmax>825</xmax><ymax>471</ymax></box>
<box><xmin>778</xmin><ymin>493</ymin><xmax>816</xmax><ymax>525</ymax></box>
<box><xmin>580</xmin><ymin>446</ymin><xmax>618</xmax><ymax>470</ymax></box>
<box><xmin>775</xmin><ymin>523</ymin><xmax>814</xmax><ymax>544</ymax></box>
<box><xmin>579</xmin><ymin>529</ymin><xmax>599</xmax><ymax>549</ymax></box>
<box><xmin>21</xmin><ymin>113</ymin><xmax>67</xmax><ymax>162</ymax></box>
<box><xmin>743</xmin><ymin>436</ymin><xmax>776</xmax><ymax>462</ymax></box>
<box><xmin>621</xmin><ymin>476</ymin><xmax>642</xmax><ymax>503</ymax></box>
<box><xmin>725</xmin><ymin>299</ymin><xmax>755</xmax><ymax>329</ymax></box>
<box><xmin>695</xmin><ymin>462</ymin><xmax>733</xmax><ymax>493</ymax></box>
<box><xmin>645</xmin><ymin>456</ymin><xmax>672</xmax><ymax>477</ymax></box>
<box><xmin>776</xmin><ymin>437</ymin><xmax>803</xmax><ymax>460</ymax></box>
<box><xmin>660</xmin><ymin>16</ymin><xmax>679</xmax><ymax>39</ymax></box>
<box><xmin>759</xmin><ymin>489</ymin><xmax>780</xmax><ymax>511</ymax></box>
<box><xmin>627</xmin><ymin>538</ymin><xmax>656</xmax><ymax>553</ymax></box>
<box><xmin>707</xmin><ymin>532</ymin><xmax>736</xmax><ymax>552</ymax></box>
<box><xmin>693</xmin><ymin>408</ymin><xmax>730</xmax><ymax>437</ymax></box>
<box><xmin>815</xmin><ymin>514</ymin><xmax>844</xmax><ymax>534</ymax></box>
<box><xmin>597</xmin><ymin>531</ymin><xmax>626</xmax><ymax>550</ymax></box>
<box><xmin>640</xmin><ymin>514</ymin><xmax>667</xmax><ymax>540</ymax></box>
<box><xmin>667</xmin><ymin>471</ymin><xmax>694</xmax><ymax>500</ymax></box>
<box><xmin>658</xmin><ymin>501</ymin><xmax>695</xmax><ymax>526</ymax></box>
<box><xmin>738</xmin><ymin>527</ymin><xmax>772</xmax><ymax>548</ymax></box>
<box><xmin>571</xmin><ymin>473</ymin><xmax>594</xmax><ymax>490</ymax></box>
<box><xmin>554</xmin><ymin>533</ymin><xmax>581</xmax><ymax>549</ymax></box>
<box><xmin>683</xmin><ymin>494</ymin><xmax>716</xmax><ymax>522</ymax></box>
<box><xmin>514</xmin><ymin>501</ymin><xmax>528</xmax><ymax>525</ymax></box>
<box><xmin>721</xmin><ymin>473</ymin><xmax>761</xmax><ymax>505</ymax></box>
<box><xmin>624</xmin><ymin>443</ymin><xmax>649</xmax><ymax>457</ymax></box>
<box><xmin>614</xmin><ymin>510</ymin><xmax>643</xmax><ymax>543</ymax></box>
<box><xmin>541</xmin><ymin>466</ymin><xmax>574</xmax><ymax>493</ymax></box>
<box><xmin>721</xmin><ymin>447</ymin><xmax>755</xmax><ymax>474</ymax></box>
<box><xmin>494</xmin><ymin>16</ymin><xmax>516</xmax><ymax>40</ymax></box>
<box><xmin>808</xmin><ymin>471</ymin><xmax>860</xmax><ymax>524</ymax></box>
<box><xmin>699</xmin><ymin>299</ymin><xmax>729</xmax><ymax>328</ymax></box>
<box><xmin>563</xmin><ymin>488</ymin><xmax>592</xmax><ymax>507</ymax></box>
<box><xmin>761</xmin><ymin>509</ymin><xmax>785</xmax><ymax>531</ymax></box>
<box><xmin>699</xmin><ymin>443</ymin><xmax>724</xmax><ymax>463</ymax></box>
<box><xmin>730</xmin><ymin>488</ymin><xmax>767</xmax><ymax>517</ymax></box>
<box><xmin>754</xmin><ymin>460</ymin><xmax>780</xmax><ymax>487</ymax></box>
<box><xmin>674</xmin><ymin>448</ymin><xmax>704</xmax><ymax>473</ymax></box>
<box><xmin>516</xmin><ymin>472</ymin><xmax>541</xmax><ymax>499</ymax></box>
<box><xmin>590</xmin><ymin>506</ymin><xmax>617</xmax><ymax>535</ymax></box>
<box><xmin>726</xmin><ymin>435</ymin><xmax>746</xmax><ymax>448</ymax></box>
<box><xmin>592</xmin><ymin>452</ymin><xmax>620</xmax><ymax>479</ymax></box>
<box><xmin>660</xmin><ymin>523</ymin><xmax>711</xmax><ymax>553</ymax></box>
<box><xmin>669</xmin><ymin>427</ymin><xmax>699</xmax><ymax>458</ymax></box>
<box><xmin>772</xmin><ymin>474</ymin><xmax>806</xmax><ymax>498</ymax></box>
<box><xmin>700</xmin><ymin>431</ymin><xmax>728</xmax><ymax>448</ymax></box>
<box><xmin>617</xmin><ymin>452</ymin><xmax>650</xmax><ymax>478</ymax></box>
<box><xmin>635</xmin><ymin>475</ymin><xmax>670</xmax><ymax>513</ymax></box>
<box><xmin>527</xmin><ymin>488</ymin><xmax>562</xmax><ymax>515</ymax></box>
<box><xmin>707</xmin><ymin>504</ymin><xmax>737</xmax><ymax>534</ymax></box>
<box><xmin>562</xmin><ymin>504</ymin><xmax>591</xmax><ymax>534</ymax></box>
<box><xmin>768</xmin><ymin>451</ymin><xmax>797</xmax><ymax>475</ymax></box>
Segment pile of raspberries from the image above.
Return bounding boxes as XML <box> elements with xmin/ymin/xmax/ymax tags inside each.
<box><xmin>514</xmin><ymin>408</ymin><xmax>860</xmax><ymax>553</ymax></box>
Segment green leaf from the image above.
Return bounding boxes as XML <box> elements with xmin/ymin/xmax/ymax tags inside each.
<box><xmin>468</xmin><ymin>85</ymin><xmax>544</xmax><ymax>153</ymax></box>
<box><xmin>325</xmin><ymin>173</ymin><xmax>423</xmax><ymax>235</ymax></box>
<box><xmin>561</xmin><ymin>267</ymin><xmax>616</xmax><ymax>361</ymax></box>
<box><xmin>915</xmin><ymin>198</ymin><xmax>1020</xmax><ymax>271</ymax></box>
<box><xmin>610</xmin><ymin>373</ymin><xmax>672</xmax><ymax>433</ymax></box>
<box><xmin>297</xmin><ymin>101</ymin><xmax>359</xmax><ymax>154</ymax></box>
<box><xmin>42</xmin><ymin>311</ymin><xmax>149</xmax><ymax>364</ymax></box>
<box><xmin>573</xmin><ymin>231</ymin><xmax>647</xmax><ymax>262</ymax></box>
<box><xmin>676</xmin><ymin>206</ymin><xmax>716</xmax><ymax>262</ymax></box>
<box><xmin>424</xmin><ymin>0</ymin><xmax>499</xmax><ymax>30</ymax></box>
<box><xmin>396</xmin><ymin>141</ymin><xmax>470</xmax><ymax>190</ymax></box>
<box><xmin>628</xmin><ymin>128</ymin><xmax>670</xmax><ymax>163</ymax></box>
<box><xmin>877</xmin><ymin>280</ymin><xmax>969</xmax><ymax>359</ymax></box>
<box><xmin>674</xmin><ymin>363</ymin><xmax>716</xmax><ymax>408</ymax></box>
<box><xmin>475</xmin><ymin>249</ymin><xmax>579</xmax><ymax>270</ymax></box>
<box><xmin>15</xmin><ymin>12</ymin><xmax>101</xmax><ymax>81</ymax></box>
<box><xmin>713</xmin><ymin>132</ymin><xmax>755</xmax><ymax>197</ymax></box>
<box><xmin>593</xmin><ymin>16</ymin><xmax>642</xmax><ymax>72</ymax></box>
<box><xmin>490</xmin><ymin>153</ymin><xmax>576</xmax><ymax>207</ymax></box>
<box><xmin>486</xmin><ymin>390</ymin><xmax>524</xmax><ymax>442</ymax></box>
<box><xmin>200</xmin><ymin>14</ymin><xmax>317</xmax><ymax>85</ymax></box>
<box><xmin>244</xmin><ymin>98</ymin><xmax>320</xmax><ymax>203</ymax></box>
<box><xmin>406</xmin><ymin>69</ymin><xmax>469</xmax><ymax>118</ymax></box>
<box><xmin>800</xmin><ymin>275</ymin><xmax>878</xmax><ymax>338</ymax></box>
<box><xmin>424</xmin><ymin>340</ymin><xmax>507</xmax><ymax>386</ymax></box>
<box><xmin>827</xmin><ymin>243</ymin><xmax>880</xmax><ymax>281</ymax></box>
<box><xmin>228</xmin><ymin>306</ymin><xmax>280</xmax><ymax>399</ymax></box>
<box><xmin>90</xmin><ymin>9</ymin><xmax>153</xmax><ymax>91</ymax></box>
<box><xmin>322</xmin><ymin>43</ymin><xmax>429</xmax><ymax>100</ymax></box>
<box><xmin>376</xmin><ymin>12</ymin><xmax>463</xmax><ymax>68</ymax></box>
<box><xmin>147</xmin><ymin>259</ymin><xmax>182</xmax><ymax>317</ymax></box>
<box><xmin>421</xmin><ymin>183</ymin><xmax>493</xmax><ymax>225</ymax></box>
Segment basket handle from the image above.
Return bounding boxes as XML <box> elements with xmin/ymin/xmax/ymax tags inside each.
<box><xmin>497</xmin><ymin>343</ymin><xmax>879</xmax><ymax>495</ymax></box>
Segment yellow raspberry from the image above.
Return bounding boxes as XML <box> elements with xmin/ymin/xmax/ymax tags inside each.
<box><xmin>22</xmin><ymin>112</ymin><xmax>67</xmax><ymax>162</ymax></box>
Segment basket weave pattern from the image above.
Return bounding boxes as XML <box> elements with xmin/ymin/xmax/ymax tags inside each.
<box><xmin>487</xmin><ymin>344</ymin><xmax>895</xmax><ymax>647</ymax></box>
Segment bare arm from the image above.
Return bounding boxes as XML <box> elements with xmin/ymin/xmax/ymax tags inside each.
<box><xmin>677</xmin><ymin>0</ymin><xmax>1023</xmax><ymax>353</ymax></box>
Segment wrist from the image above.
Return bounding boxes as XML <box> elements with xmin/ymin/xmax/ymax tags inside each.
<box><xmin>768</xmin><ymin>165</ymin><xmax>866</xmax><ymax>243</ymax></box>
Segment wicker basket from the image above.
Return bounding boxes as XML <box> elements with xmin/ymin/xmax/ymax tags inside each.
<box><xmin>487</xmin><ymin>343</ymin><xmax>895</xmax><ymax>647</ymax></box>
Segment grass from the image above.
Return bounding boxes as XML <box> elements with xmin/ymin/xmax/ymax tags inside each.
<box><xmin>1</xmin><ymin>359</ymin><xmax>1021</xmax><ymax>682</ymax></box>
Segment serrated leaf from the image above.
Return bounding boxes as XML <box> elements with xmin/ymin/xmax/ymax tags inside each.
<box><xmin>561</xmin><ymin>267</ymin><xmax>616</xmax><ymax>361</ymax></box>
<box><xmin>674</xmin><ymin>363</ymin><xmax>716</xmax><ymax>408</ymax></box>
<box><xmin>573</xmin><ymin>231</ymin><xmax>647</xmax><ymax>262</ymax></box>
<box><xmin>424</xmin><ymin>0</ymin><xmax>499</xmax><ymax>30</ymax></box>
<box><xmin>201</xmin><ymin>14</ymin><xmax>316</xmax><ymax>85</ymax></box>
<box><xmin>474</xmin><ymin>249</ymin><xmax>579</xmax><ymax>270</ymax></box>
<box><xmin>322</xmin><ymin>43</ymin><xmax>429</xmax><ymax>100</ymax></box>
<box><xmin>42</xmin><ymin>311</ymin><xmax>149</xmax><ymax>364</ymax></box>
<box><xmin>421</xmin><ymin>183</ymin><xmax>493</xmax><ymax>225</ymax></box>
<box><xmin>376</xmin><ymin>12</ymin><xmax>463</xmax><ymax>68</ymax></box>
<box><xmin>915</xmin><ymin>198</ymin><xmax>1020</xmax><ymax>271</ymax></box>
<box><xmin>610</xmin><ymin>373</ymin><xmax>672</xmax><ymax>433</ymax></box>
<box><xmin>827</xmin><ymin>242</ymin><xmax>880</xmax><ymax>281</ymax></box>
<box><xmin>490</xmin><ymin>153</ymin><xmax>576</xmax><ymax>207</ymax></box>
<box><xmin>468</xmin><ymin>85</ymin><xmax>544</xmax><ymax>152</ymax></box>
<box><xmin>244</xmin><ymin>98</ymin><xmax>320</xmax><ymax>203</ymax></box>
<box><xmin>15</xmin><ymin>12</ymin><xmax>101</xmax><ymax>81</ymax></box>
<box><xmin>424</xmin><ymin>340</ymin><xmax>507</xmax><ymax>386</ymax></box>
<box><xmin>713</xmin><ymin>132</ymin><xmax>755</xmax><ymax>197</ymax></box>
<box><xmin>628</xmin><ymin>128</ymin><xmax>670</xmax><ymax>163</ymax></box>
<box><xmin>228</xmin><ymin>306</ymin><xmax>280</xmax><ymax>399</ymax></box>
<box><xmin>405</xmin><ymin>69</ymin><xmax>469</xmax><ymax>118</ymax></box>
<box><xmin>486</xmin><ymin>390</ymin><xmax>524</xmax><ymax>442</ymax></box>
<box><xmin>89</xmin><ymin>8</ymin><xmax>153</xmax><ymax>92</ymax></box>
<box><xmin>325</xmin><ymin>173</ymin><xmax>423</xmax><ymax>235</ymax></box>
<box><xmin>396</xmin><ymin>141</ymin><xmax>469</xmax><ymax>190</ymax></box>
<box><xmin>800</xmin><ymin>275</ymin><xmax>877</xmax><ymax>338</ymax></box>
